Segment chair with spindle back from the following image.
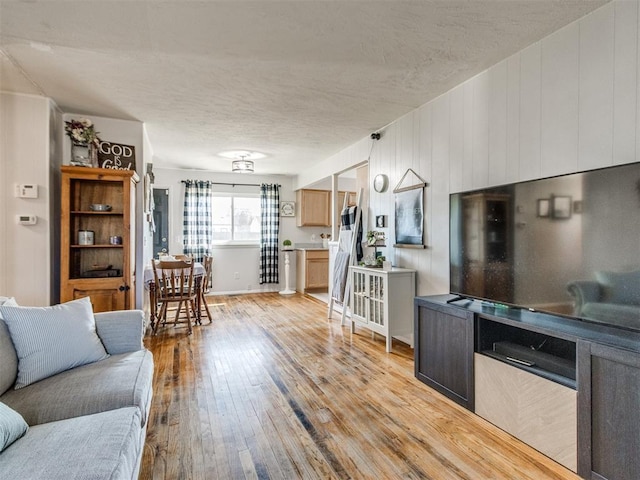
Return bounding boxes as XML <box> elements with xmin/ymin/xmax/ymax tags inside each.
<box><xmin>151</xmin><ymin>259</ymin><xmax>198</xmax><ymax>334</ymax></box>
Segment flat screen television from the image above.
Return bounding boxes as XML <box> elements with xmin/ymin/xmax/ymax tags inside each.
<box><xmin>449</xmin><ymin>162</ymin><xmax>640</xmax><ymax>332</ymax></box>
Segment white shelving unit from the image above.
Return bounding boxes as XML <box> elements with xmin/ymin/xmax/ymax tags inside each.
<box><xmin>349</xmin><ymin>265</ymin><xmax>416</xmax><ymax>352</ymax></box>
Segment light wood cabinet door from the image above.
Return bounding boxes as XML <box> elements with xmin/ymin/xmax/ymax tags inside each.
<box><xmin>60</xmin><ymin>166</ymin><xmax>138</xmax><ymax>312</ymax></box>
<box><xmin>296</xmin><ymin>189</ymin><xmax>330</xmax><ymax>226</ymax></box>
<box><xmin>296</xmin><ymin>250</ymin><xmax>329</xmax><ymax>292</ymax></box>
<box><xmin>305</xmin><ymin>253</ymin><xmax>329</xmax><ymax>289</ymax></box>
<box><xmin>337</xmin><ymin>191</ymin><xmax>356</xmax><ymax>209</ymax></box>
<box><xmin>475</xmin><ymin>353</ymin><xmax>577</xmax><ymax>472</ymax></box>
<box><xmin>70</xmin><ymin>284</ymin><xmax>125</xmax><ymax>312</ymax></box>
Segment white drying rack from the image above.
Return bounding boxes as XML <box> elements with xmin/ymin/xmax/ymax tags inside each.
<box><xmin>328</xmin><ymin>188</ymin><xmax>363</xmax><ymax>325</ymax></box>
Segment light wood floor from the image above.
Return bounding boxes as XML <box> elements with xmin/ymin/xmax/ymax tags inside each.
<box><xmin>140</xmin><ymin>293</ymin><xmax>579</xmax><ymax>480</ymax></box>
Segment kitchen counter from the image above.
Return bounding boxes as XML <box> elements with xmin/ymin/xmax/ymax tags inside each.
<box><xmin>294</xmin><ymin>243</ymin><xmax>328</xmax><ymax>251</ymax></box>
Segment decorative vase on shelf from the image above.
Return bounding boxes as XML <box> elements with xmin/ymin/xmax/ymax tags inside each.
<box><xmin>70</xmin><ymin>141</ymin><xmax>91</xmax><ymax>167</ymax></box>
<box><xmin>70</xmin><ymin>141</ymin><xmax>99</xmax><ymax>167</ymax></box>
<box><xmin>65</xmin><ymin>118</ymin><xmax>100</xmax><ymax>167</ymax></box>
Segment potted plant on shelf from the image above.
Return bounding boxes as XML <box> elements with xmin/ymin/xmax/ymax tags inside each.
<box><xmin>366</xmin><ymin>231</ymin><xmax>378</xmax><ymax>246</ymax></box>
<box><xmin>282</xmin><ymin>239</ymin><xmax>293</xmax><ymax>250</ymax></box>
<box><xmin>65</xmin><ymin>118</ymin><xmax>101</xmax><ymax>168</ymax></box>
<box><xmin>366</xmin><ymin>231</ymin><xmax>386</xmax><ymax>266</ymax></box>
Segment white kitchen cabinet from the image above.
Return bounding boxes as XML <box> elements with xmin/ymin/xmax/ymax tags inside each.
<box><xmin>349</xmin><ymin>265</ymin><xmax>416</xmax><ymax>353</ymax></box>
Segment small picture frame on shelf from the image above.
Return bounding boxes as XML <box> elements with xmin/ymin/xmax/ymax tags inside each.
<box><xmin>537</xmin><ymin>199</ymin><xmax>550</xmax><ymax>218</ymax></box>
<box><xmin>375</xmin><ymin>215</ymin><xmax>386</xmax><ymax>228</ymax></box>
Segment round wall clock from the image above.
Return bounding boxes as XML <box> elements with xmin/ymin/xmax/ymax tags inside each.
<box><xmin>373</xmin><ymin>174</ymin><xmax>389</xmax><ymax>193</ymax></box>
<box><xmin>281</xmin><ymin>201</ymin><xmax>295</xmax><ymax>217</ymax></box>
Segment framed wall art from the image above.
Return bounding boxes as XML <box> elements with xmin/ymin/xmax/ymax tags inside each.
<box><xmin>97</xmin><ymin>141</ymin><xmax>136</xmax><ymax>171</ymax></box>
<box><xmin>537</xmin><ymin>199</ymin><xmax>550</xmax><ymax>218</ymax></box>
<box><xmin>393</xmin><ymin>168</ymin><xmax>428</xmax><ymax>249</ymax></box>
<box><xmin>280</xmin><ymin>201</ymin><xmax>295</xmax><ymax>217</ymax></box>
<box><xmin>552</xmin><ymin>196</ymin><xmax>572</xmax><ymax>219</ymax></box>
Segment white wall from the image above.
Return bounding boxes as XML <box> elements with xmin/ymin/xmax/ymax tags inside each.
<box><xmin>0</xmin><ymin>93</ymin><xmax>61</xmax><ymax>305</ymax></box>
<box><xmin>0</xmin><ymin>103</ymin><xmax>148</xmax><ymax>306</ymax></box>
<box><xmin>297</xmin><ymin>0</ymin><xmax>640</xmax><ymax>297</ymax></box>
<box><xmin>141</xmin><ymin>127</ymin><xmax>154</xmax><ymax>305</ymax></box>
<box><xmin>153</xmin><ymin>167</ymin><xmax>327</xmax><ymax>294</ymax></box>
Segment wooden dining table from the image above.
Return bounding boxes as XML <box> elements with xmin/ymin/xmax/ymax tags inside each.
<box><xmin>144</xmin><ymin>261</ymin><xmax>206</xmax><ymax>331</ymax></box>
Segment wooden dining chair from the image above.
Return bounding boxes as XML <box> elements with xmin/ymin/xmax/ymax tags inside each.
<box><xmin>198</xmin><ymin>255</ymin><xmax>213</xmax><ymax>323</ymax></box>
<box><xmin>151</xmin><ymin>259</ymin><xmax>199</xmax><ymax>335</ymax></box>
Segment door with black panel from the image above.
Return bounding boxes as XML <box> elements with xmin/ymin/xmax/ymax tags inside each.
<box><xmin>153</xmin><ymin>188</ymin><xmax>169</xmax><ymax>257</ymax></box>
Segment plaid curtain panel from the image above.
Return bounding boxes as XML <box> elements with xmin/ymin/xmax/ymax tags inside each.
<box><xmin>182</xmin><ymin>180</ymin><xmax>212</xmax><ymax>263</ymax></box>
<box><xmin>341</xmin><ymin>205</ymin><xmax>363</xmax><ymax>261</ymax></box>
<box><xmin>259</xmin><ymin>183</ymin><xmax>280</xmax><ymax>284</ymax></box>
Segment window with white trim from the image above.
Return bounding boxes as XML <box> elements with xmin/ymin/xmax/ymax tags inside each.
<box><xmin>211</xmin><ymin>194</ymin><xmax>261</xmax><ymax>243</ymax></box>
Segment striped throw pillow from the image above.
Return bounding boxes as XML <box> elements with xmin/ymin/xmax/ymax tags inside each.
<box><xmin>0</xmin><ymin>402</ymin><xmax>28</xmax><ymax>452</ymax></box>
<box><xmin>0</xmin><ymin>297</ymin><xmax>108</xmax><ymax>389</ymax></box>
<box><xmin>0</xmin><ymin>297</ymin><xmax>18</xmax><ymax>318</ymax></box>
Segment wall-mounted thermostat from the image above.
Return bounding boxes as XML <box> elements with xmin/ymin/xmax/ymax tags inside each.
<box><xmin>17</xmin><ymin>215</ymin><xmax>37</xmax><ymax>225</ymax></box>
<box><xmin>15</xmin><ymin>184</ymin><xmax>38</xmax><ymax>198</ymax></box>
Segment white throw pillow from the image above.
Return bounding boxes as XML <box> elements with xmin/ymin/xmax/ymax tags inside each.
<box><xmin>0</xmin><ymin>297</ymin><xmax>109</xmax><ymax>389</ymax></box>
<box><xmin>0</xmin><ymin>402</ymin><xmax>28</xmax><ymax>452</ymax></box>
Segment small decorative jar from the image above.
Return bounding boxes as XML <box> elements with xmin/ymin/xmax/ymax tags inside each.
<box><xmin>78</xmin><ymin>230</ymin><xmax>94</xmax><ymax>245</ymax></box>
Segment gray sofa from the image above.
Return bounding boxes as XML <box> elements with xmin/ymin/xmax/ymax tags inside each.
<box><xmin>0</xmin><ymin>306</ymin><xmax>154</xmax><ymax>480</ymax></box>
<box><xmin>567</xmin><ymin>269</ymin><xmax>640</xmax><ymax>330</ymax></box>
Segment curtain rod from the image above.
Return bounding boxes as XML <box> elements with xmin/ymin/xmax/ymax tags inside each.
<box><xmin>181</xmin><ymin>181</ymin><xmax>280</xmax><ymax>187</ymax></box>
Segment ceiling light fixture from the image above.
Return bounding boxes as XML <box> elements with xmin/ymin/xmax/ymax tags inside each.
<box><xmin>231</xmin><ymin>155</ymin><xmax>254</xmax><ymax>173</ymax></box>
<box><xmin>218</xmin><ymin>150</ymin><xmax>265</xmax><ymax>174</ymax></box>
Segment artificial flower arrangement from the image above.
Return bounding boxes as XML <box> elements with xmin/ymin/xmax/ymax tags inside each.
<box><xmin>366</xmin><ymin>230</ymin><xmax>385</xmax><ymax>246</ymax></box>
<box><xmin>64</xmin><ymin>118</ymin><xmax>100</xmax><ymax>146</ymax></box>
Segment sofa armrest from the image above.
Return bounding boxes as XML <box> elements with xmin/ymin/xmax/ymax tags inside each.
<box><xmin>94</xmin><ymin>310</ymin><xmax>145</xmax><ymax>354</ymax></box>
<box><xmin>567</xmin><ymin>280</ymin><xmax>602</xmax><ymax>313</ymax></box>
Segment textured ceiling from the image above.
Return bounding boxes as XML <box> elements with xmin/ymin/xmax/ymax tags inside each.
<box><xmin>0</xmin><ymin>1</ymin><xmax>608</xmax><ymax>176</ymax></box>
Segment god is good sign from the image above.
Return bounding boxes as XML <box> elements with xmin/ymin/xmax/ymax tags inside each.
<box><xmin>98</xmin><ymin>141</ymin><xmax>136</xmax><ymax>171</ymax></box>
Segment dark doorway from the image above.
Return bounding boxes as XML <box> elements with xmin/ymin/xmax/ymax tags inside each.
<box><xmin>153</xmin><ymin>188</ymin><xmax>169</xmax><ymax>258</ymax></box>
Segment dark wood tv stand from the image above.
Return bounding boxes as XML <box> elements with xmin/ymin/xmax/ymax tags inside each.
<box><xmin>414</xmin><ymin>295</ymin><xmax>640</xmax><ymax>480</ymax></box>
